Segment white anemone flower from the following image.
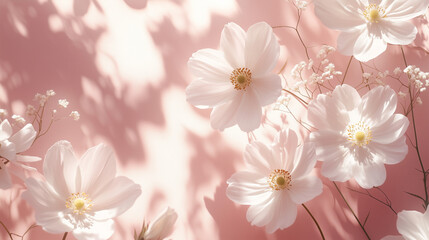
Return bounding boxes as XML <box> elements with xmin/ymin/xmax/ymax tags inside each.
<box><xmin>143</xmin><ymin>207</ymin><xmax>178</xmax><ymax>240</ymax></box>
<box><xmin>314</xmin><ymin>0</ymin><xmax>429</xmax><ymax>62</ymax></box>
<box><xmin>226</xmin><ymin>129</ymin><xmax>322</xmax><ymax>233</ymax></box>
<box><xmin>308</xmin><ymin>84</ymin><xmax>409</xmax><ymax>189</ymax></box>
<box><xmin>22</xmin><ymin>141</ymin><xmax>142</xmax><ymax>240</ymax></box>
<box><xmin>381</xmin><ymin>208</ymin><xmax>429</xmax><ymax>240</ymax></box>
<box><xmin>186</xmin><ymin>22</ymin><xmax>282</xmax><ymax>132</ymax></box>
<box><xmin>0</xmin><ymin>119</ymin><xmax>40</xmax><ymax>189</ymax></box>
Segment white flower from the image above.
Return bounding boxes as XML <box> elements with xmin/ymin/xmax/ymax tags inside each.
<box><xmin>0</xmin><ymin>119</ymin><xmax>40</xmax><ymax>189</ymax></box>
<box><xmin>308</xmin><ymin>84</ymin><xmax>409</xmax><ymax>189</ymax></box>
<box><xmin>186</xmin><ymin>22</ymin><xmax>282</xmax><ymax>132</ymax></box>
<box><xmin>58</xmin><ymin>99</ymin><xmax>69</xmax><ymax>108</ymax></box>
<box><xmin>226</xmin><ymin>129</ymin><xmax>322</xmax><ymax>233</ymax></box>
<box><xmin>144</xmin><ymin>207</ymin><xmax>178</xmax><ymax>240</ymax></box>
<box><xmin>22</xmin><ymin>141</ymin><xmax>142</xmax><ymax>240</ymax></box>
<box><xmin>381</xmin><ymin>208</ymin><xmax>429</xmax><ymax>240</ymax></box>
<box><xmin>314</xmin><ymin>0</ymin><xmax>429</xmax><ymax>62</ymax></box>
<box><xmin>70</xmin><ymin>111</ymin><xmax>80</xmax><ymax>121</ymax></box>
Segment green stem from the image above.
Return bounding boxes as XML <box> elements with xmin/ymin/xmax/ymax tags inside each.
<box><xmin>302</xmin><ymin>204</ymin><xmax>325</xmax><ymax>240</ymax></box>
<box><xmin>333</xmin><ymin>182</ymin><xmax>371</xmax><ymax>240</ymax></box>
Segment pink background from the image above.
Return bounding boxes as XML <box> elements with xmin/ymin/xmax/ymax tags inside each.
<box><xmin>1</xmin><ymin>0</ymin><xmax>429</xmax><ymax>239</ymax></box>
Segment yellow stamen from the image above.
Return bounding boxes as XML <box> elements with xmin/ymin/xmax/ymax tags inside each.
<box><xmin>230</xmin><ymin>68</ymin><xmax>252</xmax><ymax>90</ymax></box>
<box><xmin>346</xmin><ymin>121</ymin><xmax>372</xmax><ymax>147</ymax></box>
<box><xmin>268</xmin><ymin>169</ymin><xmax>292</xmax><ymax>191</ymax></box>
<box><xmin>363</xmin><ymin>4</ymin><xmax>386</xmax><ymax>23</ymax></box>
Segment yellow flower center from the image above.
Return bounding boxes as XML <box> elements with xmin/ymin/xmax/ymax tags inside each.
<box><xmin>268</xmin><ymin>169</ymin><xmax>292</xmax><ymax>191</ymax></box>
<box><xmin>346</xmin><ymin>121</ymin><xmax>372</xmax><ymax>147</ymax></box>
<box><xmin>230</xmin><ymin>68</ymin><xmax>252</xmax><ymax>90</ymax></box>
<box><xmin>363</xmin><ymin>4</ymin><xmax>386</xmax><ymax>23</ymax></box>
<box><xmin>66</xmin><ymin>192</ymin><xmax>93</xmax><ymax>215</ymax></box>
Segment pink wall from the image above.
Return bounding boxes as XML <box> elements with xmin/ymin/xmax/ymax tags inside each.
<box><xmin>1</xmin><ymin>0</ymin><xmax>429</xmax><ymax>239</ymax></box>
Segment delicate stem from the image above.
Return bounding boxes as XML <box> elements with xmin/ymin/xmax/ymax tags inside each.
<box><xmin>401</xmin><ymin>45</ymin><xmax>428</xmax><ymax>208</ymax></box>
<box><xmin>302</xmin><ymin>204</ymin><xmax>325</xmax><ymax>240</ymax></box>
<box><xmin>333</xmin><ymin>182</ymin><xmax>371</xmax><ymax>240</ymax></box>
<box><xmin>62</xmin><ymin>232</ymin><xmax>68</xmax><ymax>240</ymax></box>
<box><xmin>341</xmin><ymin>56</ymin><xmax>353</xmax><ymax>84</ymax></box>
<box><xmin>282</xmin><ymin>89</ymin><xmax>309</xmax><ymax>106</ymax></box>
<box><xmin>0</xmin><ymin>221</ymin><xmax>13</xmax><ymax>240</ymax></box>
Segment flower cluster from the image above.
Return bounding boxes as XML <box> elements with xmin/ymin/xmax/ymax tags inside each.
<box><xmin>185</xmin><ymin>0</ymin><xmax>429</xmax><ymax>236</ymax></box>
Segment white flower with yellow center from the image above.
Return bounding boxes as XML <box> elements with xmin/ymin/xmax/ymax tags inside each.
<box><xmin>22</xmin><ymin>141</ymin><xmax>142</xmax><ymax>240</ymax></box>
<box><xmin>308</xmin><ymin>84</ymin><xmax>409</xmax><ymax>189</ymax></box>
<box><xmin>314</xmin><ymin>0</ymin><xmax>429</xmax><ymax>62</ymax></box>
<box><xmin>226</xmin><ymin>129</ymin><xmax>322</xmax><ymax>233</ymax></box>
<box><xmin>186</xmin><ymin>22</ymin><xmax>282</xmax><ymax>132</ymax></box>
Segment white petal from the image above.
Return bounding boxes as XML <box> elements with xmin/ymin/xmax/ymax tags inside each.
<box><xmin>144</xmin><ymin>207</ymin><xmax>178</xmax><ymax>240</ymax></box>
<box><xmin>0</xmin><ymin>119</ymin><xmax>12</xmax><ymax>141</ymax></box>
<box><xmin>290</xmin><ymin>142</ymin><xmax>317</xmax><ymax>179</ymax></box>
<box><xmin>188</xmin><ymin>48</ymin><xmax>232</xmax><ymax>81</ymax></box>
<box><xmin>370</xmin><ymin>136</ymin><xmax>408</xmax><ymax>165</ymax></box>
<box><xmin>79</xmin><ymin>143</ymin><xmax>117</xmax><ymax>194</ymax></box>
<box><xmin>380</xmin><ymin>20</ymin><xmax>417</xmax><ymax>45</ymax></box>
<box><xmin>251</xmin><ymin>73</ymin><xmax>281</xmax><ymax>106</ymax></box>
<box><xmin>382</xmin><ymin>0</ymin><xmax>429</xmax><ymax>21</ymax></box>
<box><xmin>337</xmin><ymin>27</ymin><xmax>365</xmax><ymax>56</ymax></box>
<box><xmin>36</xmin><ymin>211</ymin><xmax>74</xmax><ymax>234</ymax></box>
<box><xmin>43</xmin><ymin>140</ymin><xmax>78</xmax><ymax>197</ymax></box>
<box><xmin>353</xmin><ymin>25</ymin><xmax>387</xmax><ymax>62</ymax></box>
<box><xmin>288</xmin><ymin>176</ymin><xmax>323</xmax><ymax>204</ymax></box>
<box><xmin>273</xmin><ymin>129</ymin><xmax>298</xmax><ymax>171</ymax></box>
<box><xmin>226</xmin><ymin>171</ymin><xmax>272</xmax><ymax>205</ymax></box>
<box><xmin>353</xmin><ymin>161</ymin><xmax>387</xmax><ymax>189</ymax></box>
<box><xmin>23</xmin><ymin>178</ymin><xmax>65</xmax><ymax>209</ymax></box>
<box><xmin>0</xmin><ymin>140</ymin><xmax>16</xmax><ymax>161</ymax></box>
<box><xmin>307</xmin><ymin>92</ymin><xmax>349</xmax><ymax>132</ymax></box>
<box><xmin>246</xmin><ymin>194</ymin><xmax>276</xmax><ymax>227</ymax></box>
<box><xmin>310</xmin><ymin>130</ymin><xmax>345</xmax><ymax>163</ymax></box>
<box><xmin>372</xmin><ymin>114</ymin><xmax>409</xmax><ymax>144</ymax></box>
<box><xmin>73</xmin><ymin>219</ymin><xmax>115</xmax><ymax>240</ymax></box>
<box><xmin>244</xmin><ymin>22</ymin><xmax>280</xmax><ymax>75</ymax></box>
<box><xmin>397</xmin><ymin>210</ymin><xmax>429</xmax><ymax>239</ymax></box>
<box><xmin>320</xmin><ymin>149</ymin><xmax>352</xmax><ymax>182</ymax></box>
<box><xmin>244</xmin><ymin>142</ymin><xmax>274</xmax><ymax>175</ymax></box>
<box><xmin>0</xmin><ymin>165</ymin><xmax>12</xmax><ymax>189</ymax></box>
<box><xmin>314</xmin><ymin>0</ymin><xmax>365</xmax><ymax>31</ymax></box>
<box><xmin>332</xmin><ymin>84</ymin><xmax>362</xmax><ymax>111</ymax></box>
<box><xmin>265</xmin><ymin>193</ymin><xmax>297</xmax><ymax>233</ymax></box>
<box><xmin>9</xmin><ymin>124</ymin><xmax>37</xmax><ymax>153</ymax></box>
<box><xmin>186</xmin><ymin>79</ymin><xmax>236</xmax><ymax>109</ymax></box>
<box><xmin>15</xmin><ymin>155</ymin><xmax>41</xmax><ymax>163</ymax></box>
<box><xmin>210</xmin><ymin>94</ymin><xmax>242</xmax><ymax>130</ymax></box>
<box><xmin>236</xmin><ymin>89</ymin><xmax>262</xmax><ymax>132</ymax></box>
<box><xmin>92</xmin><ymin>176</ymin><xmax>141</xmax><ymax>220</ymax></box>
<box><xmin>359</xmin><ymin>86</ymin><xmax>397</xmax><ymax>127</ymax></box>
<box><xmin>220</xmin><ymin>22</ymin><xmax>246</xmax><ymax>68</ymax></box>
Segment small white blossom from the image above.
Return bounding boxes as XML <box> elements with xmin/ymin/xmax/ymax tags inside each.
<box><xmin>393</xmin><ymin>67</ymin><xmax>402</xmax><ymax>75</ymax></box>
<box><xmin>46</xmin><ymin>90</ymin><xmax>56</xmax><ymax>97</ymax></box>
<box><xmin>26</xmin><ymin>105</ymin><xmax>36</xmax><ymax>116</ymax></box>
<box><xmin>398</xmin><ymin>91</ymin><xmax>407</xmax><ymax>98</ymax></box>
<box><xmin>0</xmin><ymin>109</ymin><xmax>7</xmax><ymax>118</ymax></box>
<box><xmin>12</xmin><ymin>115</ymin><xmax>26</xmax><ymax>124</ymax></box>
<box><xmin>34</xmin><ymin>93</ymin><xmax>47</xmax><ymax>106</ymax></box>
<box><xmin>70</xmin><ymin>111</ymin><xmax>80</xmax><ymax>121</ymax></box>
<box><xmin>58</xmin><ymin>99</ymin><xmax>69</xmax><ymax>108</ymax></box>
<box><xmin>295</xmin><ymin>0</ymin><xmax>307</xmax><ymax>10</ymax></box>
<box><xmin>416</xmin><ymin>97</ymin><xmax>423</xmax><ymax>105</ymax></box>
